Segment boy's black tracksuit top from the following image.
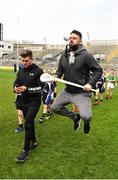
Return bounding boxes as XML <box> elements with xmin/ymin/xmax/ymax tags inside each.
<box><xmin>14</xmin><ymin>64</ymin><xmax>43</xmax><ymax>105</ymax></box>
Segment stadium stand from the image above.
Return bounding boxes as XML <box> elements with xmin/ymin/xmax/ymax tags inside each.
<box><xmin>1</xmin><ymin>40</ymin><xmax>118</xmax><ymax>73</ymax></box>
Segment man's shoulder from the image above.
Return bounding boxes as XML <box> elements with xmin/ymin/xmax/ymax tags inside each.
<box><xmin>81</xmin><ymin>49</ymin><xmax>92</xmax><ymax>56</ymax></box>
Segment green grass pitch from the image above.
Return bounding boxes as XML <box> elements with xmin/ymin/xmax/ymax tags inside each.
<box><xmin>0</xmin><ymin>69</ymin><xmax>118</xmax><ymax>179</ymax></box>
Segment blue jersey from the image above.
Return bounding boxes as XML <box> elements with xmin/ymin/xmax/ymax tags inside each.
<box><xmin>96</xmin><ymin>75</ymin><xmax>105</xmax><ymax>93</ymax></box>
<box><xmin>42</xmin><ymin>82</ymin><xmax>55</xmax><ymax>104</ymax></box>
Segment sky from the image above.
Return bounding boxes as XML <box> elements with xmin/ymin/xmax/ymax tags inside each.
<box><xmin>0</xmin><ymin>0</ymin><xmax>118</xmax><ymax>44</ymax></box>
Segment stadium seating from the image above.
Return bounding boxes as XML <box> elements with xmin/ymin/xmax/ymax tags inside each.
<box><xmin>1</xmin><ymin>40</ymin><xmax>118</xmax><ymax>72</ymax></box>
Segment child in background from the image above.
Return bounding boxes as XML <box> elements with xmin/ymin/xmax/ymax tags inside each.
<box><xmin>94</xmin><ymin>73</ymin><xmax>106</xmax><ymax>105</ymax></box>
<box><xmin>14</xmin><ymin>85</ymin><xmax>24</xmax><ymax>132</ymax></box>
<box><xmin>39</xmin><ymin>81</ymin><xmax>56</xmax><ymax>123</ymax></box>
<box><xmin>106</xmin><ymin>69</ymin><xmax>116</xmax><ymax>99</ymax></box>
<box><xmin>14</xmin><ymin>64</ymin><xmax>24</xmax><ymax>132</ymax></box>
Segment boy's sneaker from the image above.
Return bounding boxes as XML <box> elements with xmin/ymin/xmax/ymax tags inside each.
<box><xmin>38</xmin><ymin>113</ymin><xmax>46</xmax><ymax>123</ymax></box>
<box><xmin>14</xmin><ymin>127</ymin><xmax>23</xmax><ymax>133</ymax></box>
<box><xmin>110</xmin><ymin>96</ymin><xmax>112</xmax><ymax>99</ymax></box>
<box><xmin>106</xmin><ymin>95</ymin><xmax>108</xmax><ymax>100</ymax></box>
<box><xmin>38</xmin><ymin>117</ymin><xmax>44</xmax><ymax>123</ymax></box>
<box><xmin>84</xmin><ymin>123</ymin><xmax>90</xmax><ymax>134</ymax></box>
<box><xmin>100</xmin><ymin>101</ymin><xmax>103</xmax><ymax>105</ymax></box>
<box><xmin>94</xmin><ymin>102</ymin><xmax>98</xmax><ymax>105</ymax></box>
<box><xmin>73</xmin><ymin>114</ymin><xmax>81</xmax><ymax>130</ymax></box>
<box><xmin>30</xmin><ymin>142</ymin><xmax>38</xmax><ymax>150</ymax></box>
<box><xmin>16</xmin><ymin>150</ymin><xmax>29</xmax><ymax>163</ymax></box>
<box><xmin>45</xmin><ymin>112</ymin><xmax>52</xmax><ymax>120</ymax></box>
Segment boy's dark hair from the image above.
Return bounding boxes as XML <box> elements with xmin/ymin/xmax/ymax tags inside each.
<box><xmin>20</xmin><ymin>49</ymin><xmax>33</xmax><ymax>59</ymax></box>
<box><xmin>70</xmin><ymin>30</ymin><xmax>82</xmax><ymax>39</ymax></box>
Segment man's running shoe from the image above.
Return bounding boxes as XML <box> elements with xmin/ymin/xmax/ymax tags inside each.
<box><xmin>84</xmin><ymin>123</ymin><xmax>90</xmax><ymax>134</ymax></box>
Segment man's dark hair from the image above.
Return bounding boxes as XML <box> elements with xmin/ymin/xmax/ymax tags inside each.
<box><xmin>20</xmin><ymin>49</ymin><xmax>33</xmax><ymax>59</ymax></box>
<box><xmin>70</xmin><ymin>30</ymin><xmax>82</xmax><ymax>39</ymax></box>
<box><xmin>111</xmin><ymin>68</ymin><xmax>115</xmax><ymax>70</ymax></box>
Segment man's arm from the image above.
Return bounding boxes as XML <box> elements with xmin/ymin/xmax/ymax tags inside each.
<box><xmin>56</xmin><ymin>56</ymin><xmax>64</xmax><ymax>78</ymax></box>
<box><xmin>87</xmin><ymin>54</ymin><xmax>103</xmax><ymax>87</ymax></box>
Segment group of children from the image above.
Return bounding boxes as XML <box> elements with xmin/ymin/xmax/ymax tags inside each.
<box><xmin>94</xmin><ymin>68</ymin><xmax>117</xmax><ymax>106</ymax></box>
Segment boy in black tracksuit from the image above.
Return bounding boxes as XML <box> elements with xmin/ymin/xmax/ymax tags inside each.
<box><xmin>13</xmin><ymin>49</ymin><xmax>43</xmax><ymax>162</ymax></box>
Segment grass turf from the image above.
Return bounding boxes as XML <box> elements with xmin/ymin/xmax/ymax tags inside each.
<box><xmin>0</xmin><ymin>69</ymin><xmax>118</xmax><ymax>179</ymax></box>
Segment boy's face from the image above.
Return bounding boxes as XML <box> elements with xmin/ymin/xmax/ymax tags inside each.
<box><xmin>21</xmin><ymin>56</ymin><xmax>32</xmax><ymax>68</ymax></box>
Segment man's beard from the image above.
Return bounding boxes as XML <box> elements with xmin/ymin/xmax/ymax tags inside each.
<box><xmin>69</xmin><ymin>44</ymin><xmax>79</xmax><ymax>51</ymax></box>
